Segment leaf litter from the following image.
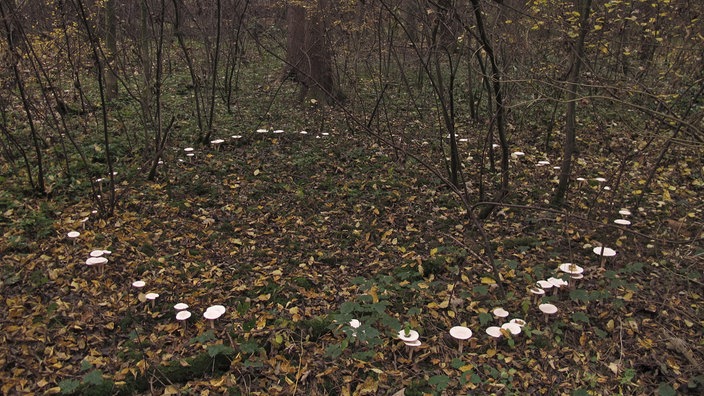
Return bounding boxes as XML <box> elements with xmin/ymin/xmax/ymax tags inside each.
<box><xmin>0</xmin><ymin>127</ymin><xmax>702</xmax><ymax>395</ymax></box>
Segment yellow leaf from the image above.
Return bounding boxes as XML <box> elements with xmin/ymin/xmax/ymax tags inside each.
<box><xmin>438</xmin><ymin>300</ymin><xmax>449</xmax><ymax>308</ymax></box>
<box><xmin>254</xmin><ymin>169</ymin><xmax>260</xmax><ymax>176</ymax></box>
<box><xmin>447</xmin><ymin>310</ymin><xmax>455</xmax><ymax>318</ymax></box>
<box><xmin>163</xmin><ymin>385</ymin><xmax>180</xmax><ymax>395</ymax></box>
<box><xmin>256</xmin><ymin>316</ymin><xmax>267</xmax><ymax>329</ymax></box>
<box><xmin>623</xmin><ymin>292</ymin><xmax>633</xmax><ymax>301</ymax></box>
<box><xmin>369</xmin><ymin>286</ymin><xmax>379</xmax><ymax>303</ymax></box>
<box><xmin>430</xmin><ymin>247</ymin><xmax>438</xmax><ymax>256</ymax></box>
<box><xmin>608</xmin><ymin>362</ymin><xmax>620</xmax><ymax>374</ymax></box>
<box><xmin>258</xmin><ymin>293</ymin><xmax>271</xmax><ymax>301</ymax></box>
<box><xmin>663</xmin><ymin>189</ymin><xmax>672</xmax><ymax>201</ymax></box>
<box><xmin>481</xmin><ymin>277</ymin><xmax>496</xmax><ymax>285</ymax></box>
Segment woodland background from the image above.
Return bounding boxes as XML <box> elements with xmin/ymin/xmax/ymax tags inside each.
<box><xmin>0</xmin><ymin>0</ymin><xmax>702</xmax><ymax>394</ymax></box>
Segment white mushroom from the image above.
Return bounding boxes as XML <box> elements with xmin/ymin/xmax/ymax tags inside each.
<box><xmin>501</xmin><ymin>322</ymin><xmax>522</xmax><ymax>336</ymax></box>
<box><xmin>509</xmin><ymin>318</ymin><xmax>526</xmax><ymax>327</ymax></box>
<box><xmin>203</xmin><ymin>305</ymin><xmax>226</xmax><ymax>328</ymax></box>
<box><xmin>558</xmin><ymin>263</ymin><xmax>584</xmax><ymax>275</ymax></box>
<box><xmin>449</xmin><ymin>326</ymin><xmax>473</xmax><ymax>353</ymax></box>
<box><xmin>132</xmin><ymin>280</ymin><xmax>146</xmax><ymax>288</ymax></box>
<box><xmin>538</xmin><ymin>303</ymin><xmax>558</xmax><ymax>323</ymax></box>
<box><xmin>145</xmin><ymin>292</ymin><xmax>159</xmax><ymax>308</ymax></box>
<box><xmin>485</xmin><ymin>326</ymin><xmax>503</xmax><ymax>340</ymax></box>
<box><xmin>493</xmin><ymin>307</ymin><xmax>509</xmax><ymax>319</ymax></box>
<box><xmin>174</xmin><ymin>303</ymin><xmax>189</xmax><ymax>311</ymax></box>
<box><xmin>536</xmin><ymin>280</ymin><xmax>553</xmax><ymax>290</ymax></box>
<box><xmin>593</xmin><ymin>246</ymin><xmax>617</xmax><ymax>267</ymax></box>
<box><xmin>176</xmin><ymin>310</ymin><xmax>192</xmax><ymax>332</ymax></box>
<box><xmin>529</xmin><ymin>286</ymin><xmax>546</xmax><ymax>303</ymax></box>
<box><xmin>397</xmin><ymin>329</ymin><xmax>419</xmax><ymax>343</ymax></box>
<box><xmin>349</xmin><ymin>319</ymin><xmax>361</xmax><ymax>337</ymax></box>
<box><xmin>210</xmin><ymin>139</ymin><xmax>225</xmax><ymax>151</ymax></box>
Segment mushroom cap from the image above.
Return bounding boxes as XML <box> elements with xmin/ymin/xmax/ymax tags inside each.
<box><xmin>203</xmin><ymin>309</ymin><xmax>224</xmax><ymax>320</ymax></box>
<box><xmin>210</xmin><ymin>139</ymin><xmax>224</xmax><ymax>144</ymax></box>
<box><xmin>231</xmin><ymin>135</ymin><xmax>242</xmax><ymax>139</ymax></box>
<box><xmin>132</xmin><ymin>280</ymin><xmax>146</xmax><ymax>288</ymax></box>
<box><xmin>397</xmin><ymin>329</ymin><xmax>419</xmax><ymax>342</ymax></box>
<box><xmin>576</xmin><ymin>177</ymin><xmax>586</xmax><ymax>181</ymax></box>
<box><xmin>145</xmin><ymin>292</ymin><xmax>159</xmax><ymax>301</ymax></box>
<box><xmin>183</xmin><ymin>147</ymin><xmax>194</xmax><ymax>152</ymax></box>
<box><xmin>176</xmin><ymin>310</ymin><xmax>191</xmax><ymax>321</ymax></box>
<box><xmin>529</xmin><ymin>286</ymin><xmax>546</xmax><ymax>295</ymax></box>
<box><xmin>67</xmin><ymin>231</ymin><xmax>80</xmax><ymax>238</ymax></box>
<box><xmin>570</xmin><ymin>273</ymin><xmax>584</xmax><ymax>280</ymax></box>
<box><xmin>501</xmin><ymin>322</ymin><xmax>522</xmax><ymax>335</ymax></box>
<box><xmin>536</xmin><ymin>280</ymin><xmax>553</xmax><ymax>289</ymax></box>
<box><xmin>89</xmin><ymin>250</ymin><xmax>105</xmax><ymax>257</ymax></box>
<box><xmin>537</xmin><ymin>160</ymin><xmax>550</xmax><ymax>166</ymax></box>
<box><xmin>349</xmin><ymin>319</ymin><xmax>361</xmax><ymax>329</ymax></box>
<box><xmin>593</xmin><ymin>177</ymin><xmax>607</xmax><ymax>182</ymax></box>
<box><xmin>593</xmin><ymin>246</ymin><xmax>617</xmax><ymax>257</ymax></box>
<box><xmin>558</xmin><ymin>263</ymin><xmax>584</xmax><ymax>275</ymax></box>
<box><xmin>510</xmin><ymin>318</ymin><xmax>526</xmax><ymax>327</ymax></box>
<box><xmin>614</xmin><ymin>219</ymin><xmax>631</xmax><ymax>226</ymax></box>
<box><xmin>273</xmin><ymin>129</ymin><xmax>284</xmax><ymax>134</ymax></box>
<box><xmin>404</xmin><ymin>339</ymin><xmax>422</xmax><ymax>347</ymax></box>
<box><xmin>449</xmin><ymin>326</ymin><xmax>473</xmax><ymax>340</ymax></box>
<box><xmin>547</xmin><ymin>276</ymin><xmax>569</xmax><ymax>288</ymax></box>
<box><xmin>538</xmin><ymin>303</ymin><xmax>558</xmax><ymax>314</ymax></box>
<box><xmin>618</xmin><ymin>208</ymin><xmax>632</xmax><ymax>216</ymax></box>
<box><xmin>493</xmin><ymin>307</ymin><xmax>509</xmax><ymax>318</ymax></box>
<box><xmin>206</xmin><ymin>305</ymin><xmax>226</xmax><ymax>315</ymax></box>
<box><xmin>86</xmin><ymin>257</ymin><xmax>108</xmax><ymax>266</ymax></box>
<box><xmin>256</xmin><ymin>128</ymin><xmax>268</xmax><ymax>133</ymax></box>
<box><xmin>485</xmin><ymin>326</ymin><xmax>503</xmax><ymax>338</ymax></box>
<box><xmin>174</xmin><ymin>303</ymin><xmax>189</xmax><ymax>311</ymax></box>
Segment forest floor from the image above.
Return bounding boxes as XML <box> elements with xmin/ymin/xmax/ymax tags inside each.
<box><xmin>1</xmin><ymin>101</ymin><xmax>703</xmax><ymax>395</ymax></box>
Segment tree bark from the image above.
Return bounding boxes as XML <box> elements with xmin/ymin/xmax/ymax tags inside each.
<box><xmin>284</xmin><ymin>0</ymin><xmax>340</xmax><ymax>104</ymax></box>
<box><xmin>105</xmin><ymin>0</ymin><xmax>118</xmax><ymax>100</ymax></box>
<box><xmin>552</xmin><ymin>0</ymin><xmax>592</xmax><ymax>207</ymax></box>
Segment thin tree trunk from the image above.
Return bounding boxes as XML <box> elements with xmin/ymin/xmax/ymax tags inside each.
<box><xmin>468</xmin><ymin>0</ymin><xmax>509</xmax><ymax>218</ymax></box>
<box><xmin>552</xmin><ymin>0</ymin><xmax>592</xmax><ymax>207</ymax></box>
<box><xmin>105</xmin><ymin>0</ymin><xmax>118</xmax><ymax>100</ymax></box>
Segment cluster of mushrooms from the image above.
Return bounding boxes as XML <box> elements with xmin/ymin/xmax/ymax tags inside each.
<box><xmin>345</xmin><ymin>245</ymin><xmax>624</xmax><ymax>357</ymax></box>
<box><xmin>131</xmin><ymin>279</ymin><xmax>226</xmax><ymax>331</ymax></box>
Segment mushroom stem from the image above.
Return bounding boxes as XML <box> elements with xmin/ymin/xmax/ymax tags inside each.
<box><xmin>458</xmin><ymin>340</ymin><xmax>464</xmax><ymax>354</ymax></box>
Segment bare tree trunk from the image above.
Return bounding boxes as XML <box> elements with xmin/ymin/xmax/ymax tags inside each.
<box><xmin>284</xmin><ymin>0</ymin><xmax>340</xmax><ymax>104</ymax></box>
<box><xmin>468</xmin><ymin>0</ymin><xmax>509</xmax><ymax>218</ymax></box>
<box><xmin>105</xmin><ymin>0</ymin><xmax>118</xmax><ymax>100</ymax></box>
<box><xmin>552</xmin><ymin>0</ymin><xmax>592</xmax><ymax>207</ymax></box>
